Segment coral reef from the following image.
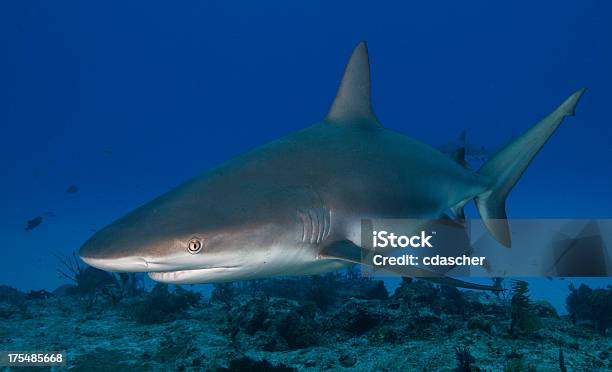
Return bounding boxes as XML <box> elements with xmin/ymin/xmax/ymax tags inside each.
<box><xmin>212</xmin><ymin>272</ymin><xmax>388</xmax><ymax>310</ymax></box>
<box><xmin>0</xmin><ymin>285</ymin><xmax>29</xmax><ymax>319</ymax></box>
<box><xmin>225</xmin><ymin>296</ymin><xmax>319</xmax><ymax>351</ymax></box>
<box><xmin>566</xmin><ymin>283</ymin><xmax>612</xmax><ymax>334</ymax></box>
<box><xmin>453</xmin><ymin>345</ymin><xmax>476</xmax><ymax>371</ymax></box>
<box><xmin>509</xmin><ymin>280</ymin><xmax>541</xmax><ymax>336</ymax></box>
<box><xmin>0</xmin><ymin>273</ymin><xmax>610</xmax><ymax>370</ymax></box>
<box><xmin>127</xmin><ymin>283</ymin><xmax>201</xmax><ymax>324</ymax></box>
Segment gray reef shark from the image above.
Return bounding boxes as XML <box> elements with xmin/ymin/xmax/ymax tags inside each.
<box><xmin>79</xmin><ymin>42</ymin><xmax>585</xmax><ymax>290</ymax></box>
<box><xmin>437</xmin><ymin>129</ymin><xmax>490</xmax><ymax>162</ymax></box>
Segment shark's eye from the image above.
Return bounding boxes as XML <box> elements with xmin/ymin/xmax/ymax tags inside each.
<box><xmin>187</xmin><ymin>237</ymin><xmax>203</xmax><ymax>254</ymax></box>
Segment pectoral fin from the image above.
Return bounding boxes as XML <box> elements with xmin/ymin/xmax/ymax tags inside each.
<box><xmin>320</xmin><ymin>240</ymin><xmax>502</xmax><ymax>291</ymax></box>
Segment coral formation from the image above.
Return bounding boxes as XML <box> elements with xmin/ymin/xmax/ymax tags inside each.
<box><xmin>509</xmin><ymin>280</ymin><xmax>541</xmax><ymax>336</ymax></box>
<box><xmin>127</xmin><ymin>283</ymin><xmax>201</xmax><ymax>324</ymax></box>
<box><xmin>0</xmin><ymin>273</ymin><xmax>610</xmax><ymax>370</ymax></box>
<box><xmin>566</xmin><ymin>283</ymin><xmax>612</xmax><ymax>334</ymax></box>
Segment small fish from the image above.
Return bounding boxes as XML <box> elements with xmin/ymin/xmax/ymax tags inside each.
<box><xmin>25</xmin><ymin>216</ymin><xmax>43</xmax><ymax>231</ymax></box>
<box><xmin>66</xmin><ymin>184</ymin><xmax>79</xmax><ymax>194</ymax></box>
<box><xmin>103</xmin><ymin>149</ymin><xmax>113</xmax><ymax>155</ymax></box>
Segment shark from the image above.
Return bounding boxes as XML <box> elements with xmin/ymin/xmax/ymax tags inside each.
<box><xmin>79</xmin><ymin>42</ymin><xmax>585</xmax><ymax>290</ymax></box>
<box><xmin>437</xmin><ymin>129</ymin><xmax>490</xmax><ymax>162</ymax></box>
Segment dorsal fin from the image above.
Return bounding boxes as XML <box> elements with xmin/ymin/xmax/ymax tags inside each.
<box><xmin>326</xmin><ymin>42</ymin><xmax>380</xmax><ymax>126</ymax></box>
<box><xmin>451</xmin><ymin>147</ymin><xmax>469</xmax><ymax>169</ymax></box>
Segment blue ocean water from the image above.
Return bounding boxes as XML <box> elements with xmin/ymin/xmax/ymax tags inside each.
<box><xmin>0</xmin><ymin>1</ymin><xmax>611</xmax><ymax>313</ymax></box>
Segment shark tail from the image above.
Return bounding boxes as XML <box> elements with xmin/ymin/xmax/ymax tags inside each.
<box><xmin>475</xmin><ymin>88</ymin><xmax>586</xmax><ymax>247</ymax></box>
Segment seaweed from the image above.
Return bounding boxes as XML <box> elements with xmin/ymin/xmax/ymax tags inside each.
<box><xmin>509</xmin><ymin>280</ymin><xmax>540</xmax><ymax>336</ymax></box>
<box><xmin>55</xmin><ymin>252</ymin><xmax>144</xmax><ymax>306</ymax></box>
<box><xmin>55</xmin><ymin>252</ymin><xmax>115</xmax><ymax>294</ymax></box>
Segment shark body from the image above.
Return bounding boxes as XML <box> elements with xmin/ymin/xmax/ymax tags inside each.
<box><xmin>79</xmin><ymin>43</ymin><xmax>584</xmax><ymax>289</ymax></box>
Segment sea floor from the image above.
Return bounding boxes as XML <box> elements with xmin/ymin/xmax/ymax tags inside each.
<box><xmin>0</xmin><ymin>277</ymin><xmax>610</xmax><ymax>371</ymax></box>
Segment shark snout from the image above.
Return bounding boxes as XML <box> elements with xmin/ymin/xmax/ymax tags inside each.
<box><xmin>79</xmin><ymin>238</ymin><xmax>187</xmax><ymax>273</ymax></box>
<box><xmin>79</xmin><ymin>253</ymin><xmax>150</xmax><ymax>272</ymax></box>
<box><xmin>79</xmin><ymin>231</ymin><xmax>151</xmax><ymax>272</ymax></box>
<box><xmin>78</xmin><ymin>220</ymin><xmax>175</xmax><ymax>272</ymax></box>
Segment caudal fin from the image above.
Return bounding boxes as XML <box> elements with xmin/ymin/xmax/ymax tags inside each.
<box><xmin>475</xmin><ymin>88</ymin><xmax>586</xmax><ymax>247</ymax></box>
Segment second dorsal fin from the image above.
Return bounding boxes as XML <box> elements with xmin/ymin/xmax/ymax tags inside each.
<box><xmin>451</xmin><ymin>147</ymin><xmax>469</xmax><ymax>169</ymax></box>
<box><xmin>326</xmin><ymin>42</ymin><xmax>380</xmax><ymax>126</ymax></box>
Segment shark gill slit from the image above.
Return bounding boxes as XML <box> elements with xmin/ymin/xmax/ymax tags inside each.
<box><xmin>297</xmin><ymin>207</ymin><xmax>331</xmax><ymax>245</ymax></box>
<box><xmin>316</xmin><ymin>209</ymin><xmax>323</xmax><ymax>243</ymax></box>
<box><xmin>325</xmin><ymin>209</ymin><xmax>331</xmax><ymax>241</ymax></box>
<box><xmin>298</xmin><ymin>210</ymin><xmax>308</xmax><ymax>243</ymax></box>
<box><xmin>320</xmin><ymin>207</ymin><xmax>331</xmax><ymax>243</ymax></box>
<box><xmin>321</xmin><ymin>209</ymin><xmax>328</xmax><ymax>243</ymax></box>
<box><xmin>310</xmin><ymin>209</ymin><xmax>319</xmax><ymax>244</ymax></box>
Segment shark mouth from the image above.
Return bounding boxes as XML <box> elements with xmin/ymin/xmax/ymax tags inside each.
<box><xmin>147</xmin><ymin>266</ymin><xmax>241</xmax><ymax>284</ymax></box>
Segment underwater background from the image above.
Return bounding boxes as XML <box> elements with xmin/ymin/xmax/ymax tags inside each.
<box><xmin>0</xmin><ymin>1</ymin><xmax>611</xmax><ymax>370</ymax></box>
